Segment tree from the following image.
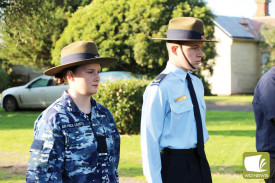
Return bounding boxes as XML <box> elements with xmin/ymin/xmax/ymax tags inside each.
<box><xmin>261</xmin><ymin>23</ymin><xmax>275</xmax><ymax>72</ymax></box>
<box><xmin>52</xmin><ymin>0</ymin><xmax>216</xmax><ymax>77</ymax></box>
<box><xmin>0</xmin><ymin>0</ymin><xmax>91</xmax><ymax>68</ymax></box>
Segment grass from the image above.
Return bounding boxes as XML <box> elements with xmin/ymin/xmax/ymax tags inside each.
<box><xmin>0</xmin><ymin>105</ymin><xmax>263</xmax><ymax>183</ymax></box>
<box><xmin>204</xmin><ymin>95</ymin><xmax>253</xmax><ymax>103</ymax></box>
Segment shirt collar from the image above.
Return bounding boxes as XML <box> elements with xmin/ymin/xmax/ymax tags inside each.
<box><xmin>60</xmin><ymin>91</ymin><xmax>96</xmax><ymax>114</ymax></box>
<box><xmin>165</xmin><ymin>61</ymin><xmax>194</xmax><ymax>81</ymax></box>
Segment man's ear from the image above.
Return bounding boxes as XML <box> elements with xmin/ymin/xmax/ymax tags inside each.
<box><xmin>171</xmin><ymin>45</ymin><xmax>178</xmax><ymax>56</ymax></box>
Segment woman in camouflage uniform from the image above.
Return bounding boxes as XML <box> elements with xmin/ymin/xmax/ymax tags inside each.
<box><xmin>26</xmin><ymin>41</ymin><xmax>120</xmax><ymax>183</ymax></box>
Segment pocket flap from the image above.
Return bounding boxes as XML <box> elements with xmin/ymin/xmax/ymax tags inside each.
<box><xmin>171</xmin><ymin>101</ymin><xmax>193</xmax><ymax>114</ymax></box>
<box><xmin>200</xmin><ymin>99</ymin><xmax>207</xmax><ymax>109</ymax></box>
<box><xmin>30</xmin><ymin>139</ymin><xmax>54</xmax><ymax>154</ymax></box>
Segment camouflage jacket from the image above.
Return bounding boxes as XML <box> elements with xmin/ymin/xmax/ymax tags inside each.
<box><xmin>26</xmin><ymin>92</ymin><xmax>120</xmax><ymax>183</ymax></box>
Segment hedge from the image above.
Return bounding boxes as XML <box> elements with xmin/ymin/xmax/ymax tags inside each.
<box><xmin>93</xmin><ymin>79</ymin><xmax>150</xmax><ymax>134</ymax></box>
<box><xmin>0</xmin><ymin>67</ymin><xmax>9</xmax><ymax>92</ymax></box>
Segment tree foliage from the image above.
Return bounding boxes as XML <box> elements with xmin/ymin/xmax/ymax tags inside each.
<box><xmin>0</xmin><ymin>0</ymin><xmax>91</xmax><ymax>68</ymax></box>
<box><xmin>261</xmin><ymin>24</ymin><xmax>275</xmax><ymax>72</ymax></box>
<box><xmin>53</xmin><ymin>0</ymin><xmax>216</xmax><ymax>77</ymax></box>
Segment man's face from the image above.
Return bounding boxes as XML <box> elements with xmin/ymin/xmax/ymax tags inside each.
<box><xmin>181</xmin><ymin>41</ymin><xmax>204</xmax><ymax>69</ymax></box>
<box><xmin>172</xmin><ymin>41</ymin><xmax>204</xmax><ymax>72</ymax></box>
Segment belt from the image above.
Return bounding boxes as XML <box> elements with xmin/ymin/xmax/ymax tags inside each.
<box><xmin>162</xmin><ymin>148</ymin><xmax>196</xmax><ymax>155</ymax></box>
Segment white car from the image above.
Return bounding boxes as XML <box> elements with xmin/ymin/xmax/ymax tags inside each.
<box><xmin>1</xmin><ymin>75</ymin><xmax>68</xmax><ymax>112</ymax></box>
<box><xmin>99</xmin><ymin>71</ymin><xmax>143</xmax><ymax>82</ymax></box>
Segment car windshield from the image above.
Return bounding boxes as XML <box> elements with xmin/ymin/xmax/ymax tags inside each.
<box><xmin>128</xmin><ymin>72</ymin><xmax>143</xmax><ymax>79</ymax></box>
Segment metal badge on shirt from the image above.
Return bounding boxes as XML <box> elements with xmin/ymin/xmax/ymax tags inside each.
<box><xmin>175</xmin><ymin>95</ymin><xmax>187</xmax><ymax>104</ymax></box>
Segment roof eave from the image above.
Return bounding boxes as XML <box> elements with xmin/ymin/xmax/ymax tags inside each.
<box><xmin>232</xmin><ymin>37</ymin><xmax>259</xmax><ymax>42</ymax></box>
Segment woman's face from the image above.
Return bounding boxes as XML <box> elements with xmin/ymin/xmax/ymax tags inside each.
<box><xmin>69</xmin><ymin>63</ymin><xmax>101</xmax><ymax>96</ymax></box>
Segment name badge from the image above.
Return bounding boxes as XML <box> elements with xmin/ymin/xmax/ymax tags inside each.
<box><xmin>175</xmin><ymin>95</ymin><xmax>187</xmax><ymax>103</ymax></box>
<box><xmin>62</xmin><ymin>122</ymin><xmax>86</xmax><ymax>129</ymax></box>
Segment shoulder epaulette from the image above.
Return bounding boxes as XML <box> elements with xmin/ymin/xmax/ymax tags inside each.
<box><xmin>150</xmin><ymin>73</ymin><xmax>167</xmax><ymax>86</ymax></box>
<box><xmin>190</xmin><ymin>72</ymin><xmax>200</xmax><ymax>79</ymax></box>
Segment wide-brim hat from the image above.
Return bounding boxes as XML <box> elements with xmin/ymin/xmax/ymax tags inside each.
<box><xmin>44</xmin><ymin>41</ymin><xmax>118</xmax><ymax>76</ymax></box>
<box><xmin>152</xmin><ymin>17</ymin><xmax>216</xmax><ymax>42</ymax></box>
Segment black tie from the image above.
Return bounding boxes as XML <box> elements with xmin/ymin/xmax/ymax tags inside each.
<box><xmin>186</xmin><ymin>73</ymin><xmax>212</xmax><ymax>183</ymax></box>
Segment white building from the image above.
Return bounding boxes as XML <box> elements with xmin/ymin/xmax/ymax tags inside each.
<box><xmin>206</xmin><ymin>0</ymin><xmax>275</xmax><ymax>95</ymax></box>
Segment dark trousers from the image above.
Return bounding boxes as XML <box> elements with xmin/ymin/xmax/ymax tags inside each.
<box><xmin>265</xmin><ymin>157</ymin><xmax>275</xmax><ymax>183</ymax></box>
<box><xmin>161</xmin><ymin>149</ymin><xmax>212</xmax><ymax>183</ymax></box>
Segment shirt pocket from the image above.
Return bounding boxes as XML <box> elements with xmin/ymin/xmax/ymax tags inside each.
<box><xmin>28</xmin><ymin>139</ymin><xmax>54</xmax><ymax>171</ymax></box>
<box><xmin>62</xmin><ymin>124</ymin><xmax>98</xmax><ymax>173</ymax></box>
<box><xmin>171</xmin><ymin>99</ymin><xmax>193</xmax><ymax>114</ymax></box>
<box><xmin>63</xmin><ymin>124</ymin><xmax>96</xmax><ymax>150</ymax></box>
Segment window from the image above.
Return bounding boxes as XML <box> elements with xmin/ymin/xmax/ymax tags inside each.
<box><xmin>30</xmin><ymin>78</ymin><xmax>49</xmax><ymax>88</ymax></box>
<box><xmin>260</xmin><ymin>52</ymin><xmax>271</xmax><ymax>75</ymax></box>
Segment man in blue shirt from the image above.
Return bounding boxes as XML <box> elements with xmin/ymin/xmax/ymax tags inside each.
<box><xmin>253</xmin><ymin>66</ymin><xmax>275</xmax><ymax>183</ymax></box>
<box><xmin>141</xmin><ymin>17</ymin><xmax>216</xmax><ymax>183</ymax></box>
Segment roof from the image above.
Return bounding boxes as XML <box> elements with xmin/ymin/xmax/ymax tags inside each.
<box><xmin>214</xmin><ymin>15</ymin><xmax>275</xmax><ymax>41</ymax></box>
<box><xmin>214</xmin><ymin>16</ymin><xmax>255</xmax><ymax>39</ymax></box>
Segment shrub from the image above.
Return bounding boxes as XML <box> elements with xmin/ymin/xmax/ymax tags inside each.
<box><xmin>93</xmin><ymin>79</ymin><xmax>150</xmax><ymax>134</ymax></box>
<box><xmin>52</xmin><ymin>0</ymin><xmax>216</xmax><ymax>76</ymax></box>
<box><xmin>0</xmin><ymin>67</ymin><xmax>9</xmax><ymax>92</ymax></box>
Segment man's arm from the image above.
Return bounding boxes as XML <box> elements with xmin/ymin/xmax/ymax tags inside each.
<box><xmin>257</xmin><ymin>77</ymin><xmax>275</xmax><ymax>122</ymax></box>
<box><xmin>140</xmin><ymin>86</ymin><xmax>166</xmax><ymax>183</ymax></box>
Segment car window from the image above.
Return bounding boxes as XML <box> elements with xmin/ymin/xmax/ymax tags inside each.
<box><xmin>47</xmin><ymin>79</ymin><xmax>59</xmax><ymax>86</ymax></box>
<box><xmin>29</xmin><ymin>78</ymin><xmax>49</xmax><ymax>88</ymax></box>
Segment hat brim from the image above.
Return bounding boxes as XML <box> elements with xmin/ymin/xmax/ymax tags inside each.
<box><xmin>44</xmin><ymin>57</ymin><xmax>118</xmax><ymax>76</ymax></box>
<box><xmin>151</xmin><ymin>38</ymin><xmax>217</xmax><ymax>42</ymax></box>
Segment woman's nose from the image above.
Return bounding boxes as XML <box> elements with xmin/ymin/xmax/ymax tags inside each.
<box><xmin>95</xmin><ymin>73</ymin><xmax>100</xmax><ymax>81</ymax></box>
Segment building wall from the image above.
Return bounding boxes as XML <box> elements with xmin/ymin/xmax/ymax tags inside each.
<box><xmin>230</xmin><ymin>41</ymin><xmax>258</xmax><ymax>94</ymax></box>
<box><xmin>207</xmin><ymin>26</ymin><xmax>233</xmax><ymax>95</ymax></box>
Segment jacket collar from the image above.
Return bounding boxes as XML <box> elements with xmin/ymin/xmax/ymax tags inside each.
<box><xmin>165</xmin><ymin>61</ymin><xmax>194</xmax><ymax>82</ymax></box>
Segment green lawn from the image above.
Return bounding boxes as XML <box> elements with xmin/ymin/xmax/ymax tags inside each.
<box><xmin>0</xmin><ymin>107</ymin><xmax>263</xmax><ymax>183</ymax></box>
<box><xmin>204</xmin><ymin>95</ymin><xmax>253</xmax><ymax>104</ymax></box>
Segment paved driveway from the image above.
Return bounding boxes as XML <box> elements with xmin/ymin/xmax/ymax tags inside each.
<box><xmin>206</xmin><ymin>104</ymin><xmax>253</xmax><ymax>112</ymax></box>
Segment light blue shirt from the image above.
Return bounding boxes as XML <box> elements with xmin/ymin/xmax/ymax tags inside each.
<box><xmin>140</xmin><ymin>61</ymin><xmax>209</xmax><ymax>183</ymax></box>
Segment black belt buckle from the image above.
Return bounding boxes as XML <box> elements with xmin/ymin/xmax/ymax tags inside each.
<box><xmin>97</xmin><ymin>136</ymin><xmax>108</xmax><ymax>157</ymax></box>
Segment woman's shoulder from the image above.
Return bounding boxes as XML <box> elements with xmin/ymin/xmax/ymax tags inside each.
<box><xmin>92</xmin><ymin>98</ymin><xmax>107</xmax><ymax>110</ymax></box>
<box><xmin>36</xmin><ymin>98</ymin><xmax>67</xmax><ymax>124</ymax></box>
<box><xmin>91</xmin><ymin>98</ymin><xmax>113</xmax><ymax>118</ymax></box>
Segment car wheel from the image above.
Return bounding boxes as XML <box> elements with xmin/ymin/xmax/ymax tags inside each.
<box><xmin>3</xmin><ymin>96</ymin><xmax>18</xmax><ymax>112</ymax></box>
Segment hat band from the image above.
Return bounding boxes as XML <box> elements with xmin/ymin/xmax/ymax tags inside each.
<box><xmin>167</xmin><ymin>29</ymin><xmax>204</xmax><ymax>40</ymax></box>
<box><xmin>61</xmin><ymin>53</ymin><xmax>100</xmax><ymax>65</ymax></box>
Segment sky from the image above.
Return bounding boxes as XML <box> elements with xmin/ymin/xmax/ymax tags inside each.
<box><xmin>205</xmin><ymin>0</ymin><xmax>275</xmax><ymax>18</ymax></box>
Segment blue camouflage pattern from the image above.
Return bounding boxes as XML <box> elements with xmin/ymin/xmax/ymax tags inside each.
<box><xmin>26</xmin><ymin>91</ymin><xmax>120</xmax><ymax>183</ymax></box>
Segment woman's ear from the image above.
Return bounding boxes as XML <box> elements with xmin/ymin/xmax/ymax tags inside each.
<box><xmin>66</xmin><ymin>70</ymin><xmax>74</xmax><ymax>81</ymax></box>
